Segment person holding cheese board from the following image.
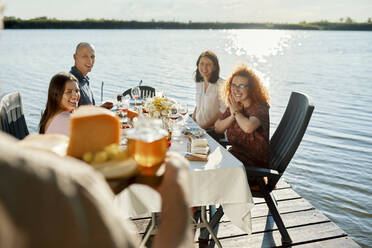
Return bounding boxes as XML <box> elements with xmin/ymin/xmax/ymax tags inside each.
<box><xmin>0</xmin><ymin>3</ymin><xmax>192</xmax><ymax>245</ymax></box>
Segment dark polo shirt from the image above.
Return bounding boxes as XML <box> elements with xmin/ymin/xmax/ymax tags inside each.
<box><xmin>70</xmin><ymin>66</ymin><xmax>96</xmax><ymax>106</ymax></box>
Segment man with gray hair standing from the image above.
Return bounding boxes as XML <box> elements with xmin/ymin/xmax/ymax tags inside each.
<box><xmin>70</xmin><ymin>42</ymin><xmax>113</xmax><ymax>109</ymax></box>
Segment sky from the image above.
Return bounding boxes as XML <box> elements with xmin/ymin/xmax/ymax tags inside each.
<box><xmin>3</xmin><ymin>0</ymin><xmax>372</xmax><ymax>23</ymax></box>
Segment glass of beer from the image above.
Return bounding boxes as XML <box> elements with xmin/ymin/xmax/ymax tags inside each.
<box><xmin>126</xmin><ymin>118</ymin><xmax>168</xmax><ymax>175</ymax></box>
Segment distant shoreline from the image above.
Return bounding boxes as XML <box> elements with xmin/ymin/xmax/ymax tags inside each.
<box><xmin>4</xmin><ymin>17</ymin><xmax>372</xmax><ymax>31</ymax></box>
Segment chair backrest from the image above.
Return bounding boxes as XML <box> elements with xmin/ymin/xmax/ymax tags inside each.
<box><xmin>269</xmin><ymin>92</ymin><xmax>314</xmax><ymax>188</ymax></box>
<box><xmin>0</xmin><ymin>92</ymin><xmax>29</xmax><ymax>140</ymax></box>
<box><xmin>122</xmin><ymin>86</ymin><xmax>156</xmax><ymax>99</ymax></box>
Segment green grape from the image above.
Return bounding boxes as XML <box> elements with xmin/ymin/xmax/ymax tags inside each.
<box><xmin>104</xmin><ymin>143</ymin><xmax>119</xmax><ymax>160</ymax></box>
<box><xmin>92</xmin><ymin>151</ymin><xmax>108</xmax><ymax>164</ymax></box>
<box><xmin>82</xmin><ymin>152</ymin><xmax>94</xmax><ymax>163</ymax></box>
<box><xmin>115</xmin><ymin>149</ymin><xmax>129</xmax><ymax>161</ymax></box>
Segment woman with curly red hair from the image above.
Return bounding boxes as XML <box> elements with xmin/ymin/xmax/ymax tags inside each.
<box><xmin>215</xmin><ymin>64</ymin><xmax>270</xmax><ymax>184</ymax></box>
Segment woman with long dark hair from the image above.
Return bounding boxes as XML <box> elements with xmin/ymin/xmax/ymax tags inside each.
<box><xmin>192</xmin><ymin>50</ymin><xmax>226</xmax><ymax>133</ymax></box>
<box><xmin>39</xmin><ymin>72</ymin><xmax>80</xmax><ymax>135</ymax></box>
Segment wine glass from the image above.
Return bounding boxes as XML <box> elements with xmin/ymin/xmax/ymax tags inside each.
<box><xmin>155</xmin><ymin>89</ymin><xmax>163</xmax><ymax>98</ymax></box>
<box><xmin>178</xmin><ymin>105</ymin><xmax>188</xmax><ymax>116</ymax></box>
<box><xmin>168</xmin><ymin>104</ymin><xmax>181</xmax><ymax>138</ymax></box>
<box><xmin>122</xmin><ymin>95</ymin><xmax>130</xmax><ymax>112</ymax></box>
<box><xmin>131</xmin><ymin>86</ymin><xmax>141</xmax><ymax>106</ymax></box>
<box><xmin>170</xmin><ymin>104</ymin><xmax>178</xmax><ymax>115</ymax></box>
<box><xmin>116</xmin><ymin>94</ymin><xmax>123</xmax><ymax>109</ymax></box>
<box><xmin>178</xmin><ymin>104</ymin><xmax>188</xmax><ymax>124</ymax></box>
<box><xmin>117</xmin><ymin>95</ymin><xmax>130</xmax><ymax>120</ymax></box>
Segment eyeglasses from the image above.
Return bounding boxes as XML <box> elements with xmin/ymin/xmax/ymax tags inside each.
<box><xmin>230</xmin><ymin>83</ymin><xmax>249</xmax><ymax>89</ymax></box>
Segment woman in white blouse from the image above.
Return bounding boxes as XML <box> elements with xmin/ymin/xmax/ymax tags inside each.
<box><xmin>192</xmin><ymin>50</ymin><xmax>226</xmax><ymax>134</ymax></box>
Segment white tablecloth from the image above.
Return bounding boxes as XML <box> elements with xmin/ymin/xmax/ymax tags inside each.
<box><xmin>115</xmin><ymin>118</ymin><xmax>254</xmax><ymax>233</ymax></box>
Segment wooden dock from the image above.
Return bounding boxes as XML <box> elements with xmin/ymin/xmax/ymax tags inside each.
<box><xmin>131</xmin><ymin>179</ymin><xmax>360</xmax><ymax>247</ymax></box>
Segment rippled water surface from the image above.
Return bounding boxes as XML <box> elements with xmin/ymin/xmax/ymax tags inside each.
<box><xmin>1</xmin><ymin>29</ymin><xmax>371</xmax><ymax>247</ymax></box>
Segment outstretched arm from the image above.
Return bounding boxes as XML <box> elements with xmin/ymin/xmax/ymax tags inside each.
<box><xmin>153</xmin><ymin>153</ymin><xmax>192</xmax><ymax>248</ymax></box>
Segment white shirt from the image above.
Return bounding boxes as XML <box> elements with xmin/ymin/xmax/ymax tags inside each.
<box><xmin>195</xmin><ymin>78</ymin><xmax>226</xmax><ymax>128</ymax></box>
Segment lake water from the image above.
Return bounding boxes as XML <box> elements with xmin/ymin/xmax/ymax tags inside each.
<box><xmin>0</xmin><ymin>29</ymin><xmax>371</xmax><ymax>247</ymax></box>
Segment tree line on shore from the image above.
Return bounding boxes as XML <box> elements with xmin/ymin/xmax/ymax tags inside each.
<box><xmin>4</xmin><ymin>16</ymin><xmax>372</xmax><ymax>30</ymax></box>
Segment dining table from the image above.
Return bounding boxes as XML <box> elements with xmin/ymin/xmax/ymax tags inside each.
<box><xmin>114</xmin><ymin>110</ymin><xmax>254</xmax><ymax>247</ymax></box>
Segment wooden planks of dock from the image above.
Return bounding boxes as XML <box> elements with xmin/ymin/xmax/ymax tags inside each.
<box><xmin>131</xmin><ymin>179</ymin><xmax>360</xmax><ymax>247</ymax></box>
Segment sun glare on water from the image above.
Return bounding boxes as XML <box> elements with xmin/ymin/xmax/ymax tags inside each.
<box><xmin>224</xmin><ymin>29</ymin><xmax>294</xmax><ymax>60</ymax></box>
<box><xmin>223</xmin><ymin>29</ymin><xmax>296</xmax><ymax>88</ymax></box>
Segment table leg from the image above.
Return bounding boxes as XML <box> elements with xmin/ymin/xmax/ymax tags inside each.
<box><xmin>140</xmin><ymin>212</ymin><xmax>157</xmax><ymax>248</ymax></box>
<box><xmin>200</xmin><ymin>206</ymin><xmax>222</xmax><ymax>248</ymax></box>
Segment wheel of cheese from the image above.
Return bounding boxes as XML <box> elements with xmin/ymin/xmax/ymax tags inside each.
<box><xmin>67</xmin><ymin>106</ymin><xmax>121</xmax><ymax>158</ymax></box>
